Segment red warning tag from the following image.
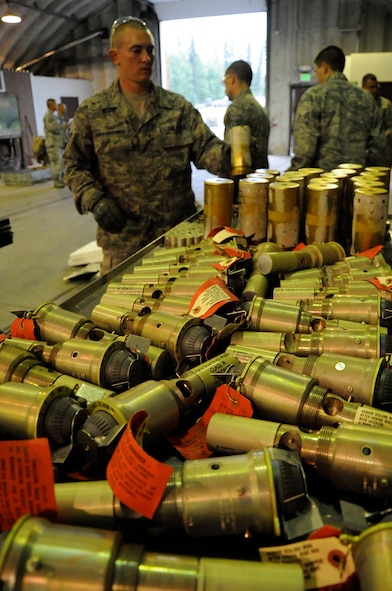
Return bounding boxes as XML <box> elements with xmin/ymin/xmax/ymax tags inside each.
<box><xmin>106</xmin><ymin>411</ymin><xmax>173</xmax><ymax>519</ymax></box>
<box><xmin>188</xmin><ymin>277</ymin><xmax>239</xmax><ymax>318</ymax></box>
<box><xmin>168</xmin><ymin>384</ymin><xmax>253</xmax><ymax>460</ymax></box>
<box><xmin>0</xmin><ymin>438</ymin><xmax>56</xmax><ymax>532</ymax></box>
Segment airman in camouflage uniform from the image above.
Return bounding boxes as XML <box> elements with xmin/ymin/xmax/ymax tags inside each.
<box><xmin>363</xmin><ymin>73</ymin><xmax>392</xmax><ymax>167</ymax></box>
<box><xmin>289</xmin><ymin>46</ymin><xmax>387</xmax><ymax>172</ymax></box>
<box><xmin>64</xmin><ymin>17</ymin><xmax>231</xmax><ymax>274</ymax></box>
<box><xmin>223</xmin><ymin>60</ymin><xmax>270</xmax><ymax>169</ymax></box>
<box><xmin>44</xmin><ymin>98</ymin><xmax>66</xmax><ymax>188</ymax></box>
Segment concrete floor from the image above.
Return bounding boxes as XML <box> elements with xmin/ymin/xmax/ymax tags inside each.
<box><xmin>0</xmin><ymin>155</ymin><xmax>290</xmax><ymax>333</ymax></box>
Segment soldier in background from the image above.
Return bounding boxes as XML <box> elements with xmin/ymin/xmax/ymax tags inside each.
<box><xmin>57</xmin><ymin>102</ymin><xmax>70</xmax><ymax>146</ymax></box>
<box><xmin>43</xmin><ymin>98</ymin><xmax>66</xmax><ymax>188</ymax></box>
<box><xmin>223</xmin><ymin>60</ymin><xmax>270</xmax><ymax>170</ymax></box>
<box><xmin>289</xmin><ymin>45</ymin><xmax>387</xmax><ymax>171</ymax></box>
<box><xmin>64</xmin><ymin>16</ymin><xmax>231</xmax><ymax>275</ymax></box>
<box><xmin>362</xmin><ymin>73</ymin><xmax>392</xmax><ymax>167</ymax></box>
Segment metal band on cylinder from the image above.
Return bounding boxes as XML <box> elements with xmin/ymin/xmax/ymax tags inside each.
<box><xmin>267</xmin><ymin>181</ymin><xmax>300</xmax><ymax>249</ymax></box>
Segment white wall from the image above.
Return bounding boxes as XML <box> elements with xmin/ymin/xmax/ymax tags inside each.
<box><xmin>31</xmin><ymin>75</ymin><xmax>93</xmax><ymax>136</ymax></box>
<box><xmin>345</xmin><ymin>52</ymin><xmax>392</xmax><ymax>85</ymax></box>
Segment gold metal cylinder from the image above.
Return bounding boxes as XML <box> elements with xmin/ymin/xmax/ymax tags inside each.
<box><xmin>0</xmin><ymin>515</ymin><xmax>305</xmax><ymax>591</ymax></box>
<box><xmin>341</xmin><ymin>523</ymin><xmax>392</xmax><ymax>591</ymax></box>
<box><xmin>364</xmin><ymin>166</ymin><xmax>391</xmax><ymax>189</ymax></box>
<box><xmin>351</xmin><ymin>186</ymin><xmax>389</xmax><ymax>254</ymax></box>
<box><xmin>302</xmin><ymin>293</ymin><xmax>381</xmax><ymax>325</ymax></box>
<box><xmin>276</xmin><ymin>351</ymin><xmax>387</xmax><ymax>406</ymax></box>
<box><xmin>241</xmin><ymin>269</ymin><xmax>270</xmax><ymax>300</ymax></box>
<box><xmin>305</xmin><ymin>182</ymin><xmax>339</xmax><ymax>244</ymax></box>
<box><xmin>203</xmin><ymin>178</ymin><xmax>234</xmax><ymax>237</ymax></box>
<box><xmin>351</xmin><ymin>175</ymin><xmax>385</xmax><ymax>190</ymax></box>
<box><xmin>29</xmin><ymin>302</ymin><xmax>108</xmax><ymax>344</ymax></box>
<box><xmin>288</xmin><ymin>325</ymin><xmax>387</xmax><ymax>359</ymax></box>
<box><xmin>246</xmin><ymin>296</ymin><xmax>312</xmax><ymax>333</ymax></box>
<box><xmin>0</xmin><ymin>381</ymin><xmax>73</xmax><ymax>439</ymax></box>
<box><xmin>124</xmin><ymin>310</ymin><xmax>212</xmax><ymax>367</ymax></box>
<box><xmin>267</xmin><ymin>182</ymin><xmax>300</xmax><ymax>249</ymax></box>
<box><xmin>238</xmin><ymin>177</ymin><xmax>268</xmax><ymax>243</ymax></box>
<box><xmin>235</xmin><ymin>355</ymin><xmax>327</xmax><ymax>427</ymax></box>
<box><xmin>230</xmin><ymin>125</ymin><xmax>252</xmax><ymax>175</ymax></box>
<box><xmin>277</xmin><ymin>172</ymin><xmax>306</xmax><ymax>240</ymax></box>
<box><xmin>91</xmin><ymin>303</ymin><xmax>133</xmax><ymax>334</ymax></box>
<box><xmin>337</xmin><ymin>162</ymin><xmax>363</xmax><ymax>173</ymax></box>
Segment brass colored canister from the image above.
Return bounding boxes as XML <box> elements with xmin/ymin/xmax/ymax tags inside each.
<box><xmin>238</xmin><ymin>177</ymin><xmax>269</xmax><ymax>243</ymax></box>
<box><xmin>305</xmin><ymin>182</ymin><xmax>339</xmax><ymax>244</ymax></box>
<box><xmin>341</xmin><ymin>523</ymin><xmax>392</xmax><ymax>591</ymax></box>
<box><xmin>278</xmin><ymin>172</ymin><xmax>307</xmax><ymax>241</ymax></box>
<box><xmin>247</xmin><ymin>172</ymin><xmax>275</xmax><ymax>182</ymax></box>
<box><xmin>267</xmin><ymin>181</ymin><xmax>300</xmax><ymax>249</ymax></box>
<box><xmin>328</xmin><ymin>168</ymin><xmax>357</xmax><ymax>253</ymax></box>
<box><xmin>203</xmin><ymin>178</ymin><xmax>234</xmax><ymax>237</ymax></box>
<box><xmin>229</xmin><ymin>125</ymin><xmax>252</xmax><ymax>175</ymax></box>
<box><xmin>351</xmin><ymin>175</ymin><xmax>385</xmax><ymax>190</ymax></box>
<box><xmin>298</xmin><ymin>167</ymin><xmax>324</xmax><ymax>180</ymax></box>
<box><xmin>351</xmin><ymin>186</ymin><xmax>389</xmax><ymax>254</ymax></box>
<box><xmin>320</xmin><ymin>171</ymin><xmax>345</xmax><ymax>192</ymax></box>
<box><xmin>337</xmin><ymin>162</ymin><xmax>363</xmax><ymax>174</ymax></box>
<box><xmin>254</xmin><ymin>168</ymin><xmax>281</xmax><ymax>179</ymax></box>
<box><xmin>364</xmin><ymin>165</ymin><xmax>391</xmax><ymax>189</ymax></box>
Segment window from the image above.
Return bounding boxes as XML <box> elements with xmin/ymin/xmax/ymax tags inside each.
<box><xmin>160</xmin><ymin>12</ymin><xmax>267</xmax><ymax>139</ymax></box>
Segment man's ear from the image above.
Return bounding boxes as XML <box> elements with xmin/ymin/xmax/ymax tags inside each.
<box><xmin>108</xmin><ymin>48</ymin><xmax>118</xmax><ymax>65</ymax></box>
<box><xmin>321</xmin><ymin>61</ymin><xmax>330</xmax><ymax>75</ymax></box>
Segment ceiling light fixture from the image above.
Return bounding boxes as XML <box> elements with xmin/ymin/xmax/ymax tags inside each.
<box><xmin>1</xmin><ymin>3</ymin><xmax>21</xmax><ymax>23</ymax></box>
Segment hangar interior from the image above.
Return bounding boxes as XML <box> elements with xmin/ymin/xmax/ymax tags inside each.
<box><xmin>1</xmin><ymin>2</ymin><xmax>392</xmax><ymax>590</ymax></box>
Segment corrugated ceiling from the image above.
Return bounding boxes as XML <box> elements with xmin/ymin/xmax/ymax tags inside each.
<box><xmin>0</xmin><ymin>0</ymin><xmax>266</xmax><ymax>74</ymax></box>
<box><xmin>1</xmin><ymin>0</ymin><xmax>115</xmax><ymax>73</ymax></box>
<box><xmin>1</xmin><ymin>0</ymin><xmax>391</xmax><ymax>75</ymax></box>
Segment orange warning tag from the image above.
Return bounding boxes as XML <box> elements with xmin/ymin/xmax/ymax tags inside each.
<box><xmin>0</xmin><ymin>438</ymin><xmax>56</xmax><ymax>532</ymax></box>
<box><xmin>168</xmin><ymin>384</ymin><xmax>253</xmax><ymax>460</ymax></box>
<box><xmin>187</xmin><ymin>277</ymin><xmax>239</xmax><ymax>318</ymax></box>
<box><xmin>219</xmin><ymin>245</ymin><xmax>252</xmax><ymax>261</ymax></box>
<box><xmin>356</xmin><ymin>245</ymin><xmax>384</xmax><ymax>259</ymax></box>
<box><xmin>293</xmin><ymin>242</ymin><xmax>306</xmax><ymax>251</ymax></box>
<box><xmin>10</xmin><ymin>317</ymin><xmax>36</xmax><ymax>340</ymax></box>
<box><xmin>106</xmin><ymin>411</ymin><xmax>173</xmax><ymax>519</ymax></box>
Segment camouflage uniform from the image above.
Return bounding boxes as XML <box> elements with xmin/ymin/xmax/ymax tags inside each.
<box><xmin>224</xmin><ymin>88</ymin><xmax>270</xmax><ymax>169</ymax></box>
<box><xmin>289</xmin><ymin>72</ymin><xmax>387</xmax><ymax>171</ymax></box>
<box><xmin>378</xmin><ymin>95</ymin><xmax>392</xmax><ymax>166</ymax></box>
<box><xmin>43</xmin><ymin>108</ymin><xmax>65</xmax><ymax>183</ymax></box>
<box><xmin>64</xmin><ymin>80</ymin><xmax>231</xmax><ymax>270</ymax></box>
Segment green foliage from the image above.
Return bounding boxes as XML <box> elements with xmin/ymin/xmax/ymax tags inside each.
<box><xmin>166</xmin><ymin>38</ymin><xmax>266</xmax><ymax>107</ymax></box>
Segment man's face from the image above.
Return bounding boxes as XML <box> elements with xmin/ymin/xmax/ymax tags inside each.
<box><xmin>109</xmin><ymin>26</ymin><xmax>155</xmax><ymax>87</ymax></box>
<box><xmin>363</xmin><ymin>79</ymin><xmax>379</xmax><ymax>99</ymax></box>
<box><xmin>223</xmin><ymin>72</ymin><xmax>234</xmax><ymax>100</ymax></box>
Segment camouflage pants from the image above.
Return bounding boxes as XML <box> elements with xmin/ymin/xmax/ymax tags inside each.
<box><xmin>46</xmin><ymin>146</ymin><xmax>64</xmax><ymax>180</ymax></box>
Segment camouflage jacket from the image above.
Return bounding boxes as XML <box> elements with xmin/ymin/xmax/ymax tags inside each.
<box><xmin>64</xmin><ymin>80</ymin><xmax>231</xmax><ymax>251</ymax></box>
<box><xmin>290</xmin><ymin>72</ymin><xmax>387</xmax><ymax>171</ymax></box>
<box><xmin>43</xmin><ymin>110</ymin><xmax>65</xmax><ymax>149</ymax></box>
<box><xmin>224</xmin><ymin>88</ymin><xmax>270</xmax><ymax>169</ymax></box>
<box><xmin>378</xmin><ymin>95</ymin><xmax>392</xmax><ymax>135</ymax></box>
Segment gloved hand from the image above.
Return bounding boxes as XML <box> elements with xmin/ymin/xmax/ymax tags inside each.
<box><xmin>92</xmin><ymin>198</ymin><xmax>126</xmax><ymax>233</ymax></box>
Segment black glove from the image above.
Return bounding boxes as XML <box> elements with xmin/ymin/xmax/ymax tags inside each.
<box><xmin>92</xmin><ymin>198</ymin><xmax>127</xmax><ymax>233</ymax></box>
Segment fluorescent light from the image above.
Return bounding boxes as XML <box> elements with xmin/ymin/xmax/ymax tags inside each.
<box><xmin>1</xmin><ymin>13</ymin><xmax>21</xmax><ymax>23</ymax></box>
<box><xmin>1</xmin><ymin>3</ymin><xmax>21</xmax><ymax>23</ymax></box>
